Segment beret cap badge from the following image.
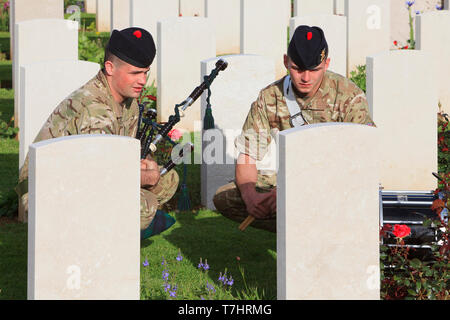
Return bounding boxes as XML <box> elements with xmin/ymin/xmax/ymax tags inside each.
<box><xmin>133</xmin><ymin>30</ymin><xmax>142</xmax><ymax>38</ymax></box>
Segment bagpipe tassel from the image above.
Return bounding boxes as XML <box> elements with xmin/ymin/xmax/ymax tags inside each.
<box><xmin>203</xmin><ymin>104</ymin><xmax>215</xmax><ymax>130</ymax></box>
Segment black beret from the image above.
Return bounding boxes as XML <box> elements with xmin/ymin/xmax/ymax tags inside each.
<box><xmin>288</xmin><ymin>25</ymin><xmax>328</xmax><ymax>70</ymax></box>
<box><xmin>106</xmin><ymin>27</ymin><xmax>156</xmax><ymax>68</ymax></box>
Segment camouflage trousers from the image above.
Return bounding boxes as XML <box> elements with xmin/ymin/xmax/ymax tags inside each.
<box><xmin>18</xmin><ymin>168</ymin><xmax>179</xmax><ymax>230</ymax></box>
<box><xmin>213</xmin><ymin>171</ymin><xmax>277</xmax><ymax>233</ymax></box>
<box><xmin>140</xmin><ymin>168</ymin><xmax>179</xmax><ymax>230</ymax></box>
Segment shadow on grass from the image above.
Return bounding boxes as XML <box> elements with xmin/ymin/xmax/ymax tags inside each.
<box><xmin>145</xmin><ymin>210</ymin><xmax>277</xmax><ymax>299</ymax></box>
<box><xmin>0</xmin><ymin>221</ymin><xmax>27</xmax><ymax>300</ymax></box>
<box><xmin>0</xmin><ymin>153</ymin><xmax>19</xmax><ymax>201</ymax></box>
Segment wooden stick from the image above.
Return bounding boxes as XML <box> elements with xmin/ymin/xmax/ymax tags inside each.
<box><xmin>238</xmin><ymin>215</ymin><xmax>255</xmax><ymax>231</ymax></box>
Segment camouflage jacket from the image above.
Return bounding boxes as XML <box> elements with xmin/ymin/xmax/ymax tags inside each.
<box><xmin>16</xmin><ymin>69</ymin><xmax>140</xmax><ymax>195</ymax></box>
<box><xmin>235</xmin><ymin>70</ymin><xmax>375</xmax><ymax>161</ymax></box>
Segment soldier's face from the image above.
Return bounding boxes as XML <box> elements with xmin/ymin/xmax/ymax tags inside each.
<box><xmin>107</xmin><ymin>60</ymin><xmax>150</xmax><ymax>102</ymax></box>
<box><xmin>284</xmin><ymin>55</ymin><xmax>330</xmax><ymax>98</ymax></box>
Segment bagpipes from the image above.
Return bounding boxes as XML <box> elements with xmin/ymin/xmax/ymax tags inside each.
<box><xmin>135</xmin><ymin>58</ymin><xmax>228</xmax><ymax>181</ymax></box>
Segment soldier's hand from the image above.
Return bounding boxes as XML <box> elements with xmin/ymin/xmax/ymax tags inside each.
<box><xmin>140</xmin><ymin>159</ymin><xmax>160</xmax><ymax>188</ymax></box>
<box><xmin>140</xmin><ymin>158</ymin><xmax>158</xmax><ymax>171</ymax></box>
<box><xmin>242</xmin><ymin>188</ymin><xmax>276</xmax><ymax>219</ymax></box>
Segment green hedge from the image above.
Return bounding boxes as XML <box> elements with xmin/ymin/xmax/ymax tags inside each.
<box><xmin>0</xmin><ymin>60</ymin><xmax>11</xmax><ymax>81</ymax></box>
<box><xmin>82</xmin><ymin>31</ymin><xmax>111</xmax><ymax>47</ymax></box>
<box><xmin>0</xmin><ymin>32</ymin><xmax>9</xmax><ymax>55</ymax></box>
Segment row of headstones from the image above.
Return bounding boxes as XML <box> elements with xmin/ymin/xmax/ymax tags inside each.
<box><xmin>15</xmin><ymin>1</ymin><xmax>445</xmax><ymax>299</ymax></box>
<box><xmin>98</xmin><ymin>0</ymin><xmax>446</xmax><ymax>47</ymax></box>
<box><xmin>66</xmin><ymin>0</ymin><xmax>450</xmax><ymax>119</ymax></box>
<box><xmin>26</xmin><ymin>50</ymin><xmax>437</xmax><ymax>299</ymax></box>
<box><xmin>17</xmin><ymin>7</ymin><xmax>448</xmax><ymax>180</ymax></box>
<box><xmin>28</xmin><ymin>53</ymin><xmax>441</xmax><ymax>300</ymax></box>
<box><xmin>27</xmin><ymin>122</ymin><xmax>381</xmax><ymax>299</ymax></box>
<box><xmin>12</xmin><ymin>0</ymin><xmax>450</xmax><ymax>138</ymax></box>
<box><xmin>200</xmin><ymin>50</ymin><xmax>438</xmax><ymax>210</ymax></box>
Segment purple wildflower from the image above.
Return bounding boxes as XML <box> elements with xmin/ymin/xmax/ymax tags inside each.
<box><xmin>162</xmin><ymin>269</ymin><xmax>169</xmax><ymax>281</ymax></box>
<box><xmin>161</xmin><ymin>256</ymin><xmax>166</xmax><ymax>266</ymax></box>
<box><xmin>405</xmin><ymin>1</ymin><xmax>415</xmax><ymax>7</ymax></box>
<box><xmin>218</xmin><ymin>271</ymin><xmax>234</xmax><ymax>286</ymax></box>
<box><xmin>415</xmin><ymin>10</ymin><xmax>420</xmax><ymax>15</ymax></box>
<box><xmin>203</xmin><ymin>260</ymin><xmax>210</xmax><ymax>271</ymax></box>
<box><xmin>169</xmin><ymin>285</ymin><xmax>178</xmax><ymax>298</ymax></box>
<box><xmin>436</xmin><ymin>4</ymin><xmax>443</xmax><ymax>10</ymax></box>
<box><xmin>176</xmin><ymin>250</ymin><xmax>183</xmax><ymax>262</ymax></box>
<box><xmin>143</xmin><ymin>259</ymin><xmax>149</xmax><ymax>267</ymax></box>
<box><xmin>164</xmin><ymin>283</ymin><xmax>171</xmax><ymax>292</ymax></box>
<box><xmin>206</xmin><ymin>282</ymin><xmax>216</xmax><ymax>293</ymax></box>
<box><xmin>198</xmin><ymin>257</ymin><xmax>204</xmax><ymax>269</ymax></box>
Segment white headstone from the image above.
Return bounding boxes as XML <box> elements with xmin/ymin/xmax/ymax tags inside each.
<box><xmin>334</xmin><ymin>0</ymin><xmax>345</xmax><ymax>15</ymax></box>
<box><xmin>179</xmin><ymin>0</ymin><xmax>205</xmax><ymax>17</ymax></box>
<box><xmin>28</xmin><ymin>134</ymin><xmax>140</xmax><ymax>300</ymax></box>
<box><xmin>290</xmin><ymin>15</ymin><xmax>347</xmax><ymax>76</ymax></box>
<box><xmin>205</xmin><ymin>0</ymin><xmax>240</xmax><ymax>55</ymax></box>
<box><xmin>277</xmin><ymin>123</ymin><xmax>380</xmax><ymax>300</ymax></box>
<box><xmin>10</xmin><ymin>0</ymin><xmax>64</xmax><ymax>55</ymax></box>
<box><xmin>130</xmin><ymin>0</ymin><xmax>179</xmax><ymax>86</ymax></box>
<box><xmin>111</xmin><ymin>0</ymin><xmax>130</xmax><ymax>30</ymax></box>
<box><xmin>10</xmin><ymin>0</ymin><xmax>64</xmax><ymax>126</ymax></box>
<box><xmin>366</xmin><ymin>50</ymin><xmax>437</xmax><ymax>191</ymax></box>
<box><xmin>240</xmin><ymin>0</ymin><xmax>291</xmax><ymax>79</ymax></box>
<box><xmin>390</xmin><ymin>0</ymin><xmax>442</xmax><ymax>48</ymax></box>
<box><xmin>200</xmin><ymin>54</ymin><xmax>276</xmax><ymax>209</ymax></box>
<box><xmin>13</xmin><ymin>19</ymin><xmax>78</xmax><ymax>131</ymax></box>
<box><xmin>96</xmin><ymin>0</ymin><xmax>111</xmax><ymax>32</ymax></box>
<box><xmin>415</xmin><ymin>11</ymin><xmax>450</xmax><ymax>115</ymax></box>
<box><xmin>345</xmin><ymin>0</ymin><xmax>390</xmax><ymax>76</ymax></box>
<box><xmin>85</xmin><ymin>0</ymin><xmax>97</xmax><ymax>13</ymax></box>
<box><xmin>19</xmin><ymin>60</ymin><xmax>100</xmax><ymax>169</ymax></box>
<box><xmin>157</xmin><ymin>17</ymin><xmax>215</xmax><ymax>131</ymax></box>
<box><xmin>293</xmin><ymin>0</ymin><xmax>334</xmax><ymax>16</ymax></box>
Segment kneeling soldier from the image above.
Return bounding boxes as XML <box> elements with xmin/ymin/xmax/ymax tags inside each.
<box><xmin>213</xmin><ymin>25</ymin><xmax>376</xmax><ymax>232</ymax></box>
<box><xmin>16</xmin><ymin>28</ymin><xmax>179</xmax><ymax>239</ymax></box>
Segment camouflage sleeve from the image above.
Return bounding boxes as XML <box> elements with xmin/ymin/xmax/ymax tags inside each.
<box><xmin>234</xmin><ymin>91</ymin><xmax>272</xmax><ymax>161</ymax></box>
<box><xmin>342</xmin><ymin>84</ymin><xmax>376</xmax><ymax>127</ymax></box>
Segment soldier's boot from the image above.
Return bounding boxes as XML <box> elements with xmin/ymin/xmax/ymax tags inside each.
<box><xmin>140</xmin><ymin>209</ymin><xmax>176</xmax><ymax>240</ymax></box>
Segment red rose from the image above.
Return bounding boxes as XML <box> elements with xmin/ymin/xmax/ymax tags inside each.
<box><xmin>393</xmin><ymin>40</ymin><xmax>398</xmax><ymax>46</ymax></box>
<box><xmin>393</xmin><ymin>224</ymin><xmax>411</xmax><ymax>238</ymax></box>
<box><xmin>168</xmin><ymin>129</ymin><xmax>182</xmax><ymax>141</ymax></box>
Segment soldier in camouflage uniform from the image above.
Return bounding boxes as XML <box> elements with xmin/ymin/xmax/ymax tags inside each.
<box><xmin>213</xmin><ymin>25</ymin><xmax>376</xmax><ymax>233</ymax></box>
<box><xmin>15</xmin><ymin>28</ymin><xmax>179</xmax><ymax>236</ymax></box>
